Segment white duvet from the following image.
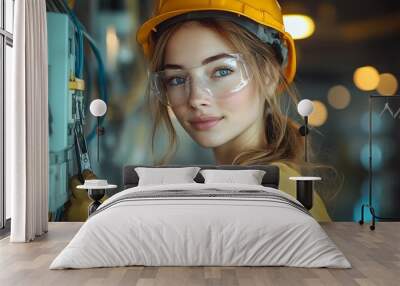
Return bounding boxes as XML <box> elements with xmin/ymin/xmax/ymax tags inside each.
<box><xmin>50</xmin><ymin>183</ymin><xmax>351</xmax><ymax>269</ymax></box>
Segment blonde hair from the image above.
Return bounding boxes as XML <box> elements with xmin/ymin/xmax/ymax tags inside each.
<box><xmin>147</xmin><ymin>19</ymin><xmax>307</xmax><ymax>170</ymax></box>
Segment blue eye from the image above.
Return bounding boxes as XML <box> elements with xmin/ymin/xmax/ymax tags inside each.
<box><xmin>167</xmin><ymin>77</ymin><xmax>186</xmax><ymax>86</ymax></box>
<box><xmin>214</xmin><ymin>68</ymin><xmax>233</xmax><ymax>78</ymax></box>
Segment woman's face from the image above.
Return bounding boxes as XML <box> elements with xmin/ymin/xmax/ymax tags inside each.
<box><xmin>163</xmin><ymin>21</ymin><xmax>265</xmax><ymax>148</ymax></box>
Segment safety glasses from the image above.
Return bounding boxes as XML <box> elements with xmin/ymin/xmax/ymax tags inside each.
<box><xmin>149</xmin><ymin>53</ymin><xmax>250</xmax><ymax>107</ymax></box>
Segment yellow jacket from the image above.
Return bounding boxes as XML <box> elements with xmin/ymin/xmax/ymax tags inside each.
<box><xmin>273</xmin><ymin>162</ymin><xmax>332</xmax><ymax>222</ymax></box>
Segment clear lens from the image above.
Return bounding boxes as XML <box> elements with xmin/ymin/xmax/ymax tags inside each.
<box><xmin>149</xmin><ymin>54</ymin><xmax>250</xmax><ymax>106</ymax></box>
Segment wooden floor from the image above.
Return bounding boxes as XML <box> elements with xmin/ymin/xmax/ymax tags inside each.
<box><xmin>0</xmin><ymin>222</ymin><xmax>399</xmax><ymax>286</ymax></box>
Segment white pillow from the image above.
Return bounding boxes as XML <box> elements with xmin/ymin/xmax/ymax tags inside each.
<box><xmin>200</xmin><ymin>169</ymin><xmax>266</xmax><ymax>185</ymax></box>
<box><xmin>135</xmin><ymin>167</ymin><xmax>200</xmax><ymax>186</ymax></box>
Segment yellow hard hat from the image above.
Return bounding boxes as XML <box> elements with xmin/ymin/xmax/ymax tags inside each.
<box><xmin>137</xmin><ymin>0</ymin><xmax>296</xmax><ymax>83</ymax></box>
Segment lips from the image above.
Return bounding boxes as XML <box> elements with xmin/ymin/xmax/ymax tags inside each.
<box><xmin>189</xmin><ymin>116</ymin><xmax>224</xmax><ymax>131</ymax></box>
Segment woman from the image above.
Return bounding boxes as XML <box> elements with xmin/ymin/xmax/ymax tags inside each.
<box><xmin>136</xmin><ymin>0</ymin><xmax>331</xmax><ymax>221</ymax></box>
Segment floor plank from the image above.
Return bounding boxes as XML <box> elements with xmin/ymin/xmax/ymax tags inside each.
<box><xmin>0</xmin><ymin>222</ymin><xmax>399</xmax><ymax>286</ymax></box>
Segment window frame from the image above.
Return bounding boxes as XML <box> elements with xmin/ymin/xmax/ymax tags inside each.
<box><xmin>0</xmin><ymin>0</ymin><xmax>13</xmax><ymax>233</ymax></box>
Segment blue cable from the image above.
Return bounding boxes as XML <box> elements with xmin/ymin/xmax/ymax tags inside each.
<box><xmin>61</xmin><ymin>0</ymin><xmax>108</xmax><ymax>143</ymax></box>
<box><xmin>82</xmin><ymin>30</ymin><xmax>108</xmax><ymax>142</ymax></box>
<box><xmin>63</xmin><ymin>1</ymin><xmax>84</xmax><ymax>77</ymax></box>
<box><xmin>77</xmin><ymin>29</ymin><xmax>84</xmax><ymax>77</ymax></box>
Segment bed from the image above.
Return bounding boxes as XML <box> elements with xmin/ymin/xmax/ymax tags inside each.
<box><xmin>50</xmin><ymin>165</ymin><xmax>351</xmax><ymax>269</ymax></box>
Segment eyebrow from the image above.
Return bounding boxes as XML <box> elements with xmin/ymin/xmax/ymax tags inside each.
<box><xmin>162</xmin><ymin>53</ymin><xmax>235</xmax><ymax>70</ymax></box>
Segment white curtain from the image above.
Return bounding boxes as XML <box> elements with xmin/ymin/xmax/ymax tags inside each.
<box><xmin>6</xmin><ymin>0</ymin><xmax>49</xmax><ymax>242</ymax></box>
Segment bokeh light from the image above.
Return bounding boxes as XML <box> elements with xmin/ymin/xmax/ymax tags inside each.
<box><xmin>308</xmin><ymin>100</ymin><xmax>328</xmax><ymax>127</ymax></box>
<box><xmin>360</xmin><ymin>112</ymin><xmax>383</xmax><ymax>134</ymax></box>
<box><xmin>283</xmin><ymin>14</ymin><xmax>315</xmax><ymax>40</ymax></box>
<box><xmin>353</xmin><ymin>66</ymin><xmax>380</xmax><ymax>91</ymax></box>
<box><xmin>327</xmin><ymin>85</ymin><xmax>351</xmax><ymax>109</ymax></box>
<box><xmin>106</xmin><ymin>26</ymin><xmax>120</xmax><ymax>70</ymax></box>
<box><xmin>360</xmin><ymin>144</ymin><xmax>383</xmax><ymax>171</ymax></box>
<box><xmin>352</xmin><ymin>177</ymin><xmax>383</xmax><ymax>222</ymax></box>
<box><xmin>377</xmin><ymin>73</ymin><xmax>398</xmax><ymax>96</ymax></box>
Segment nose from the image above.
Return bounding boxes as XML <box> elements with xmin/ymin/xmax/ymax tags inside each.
<box><xmin>187</xmin><ymin>77</ymin><xmax>211</xmax><ymax>109</ymax></box>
